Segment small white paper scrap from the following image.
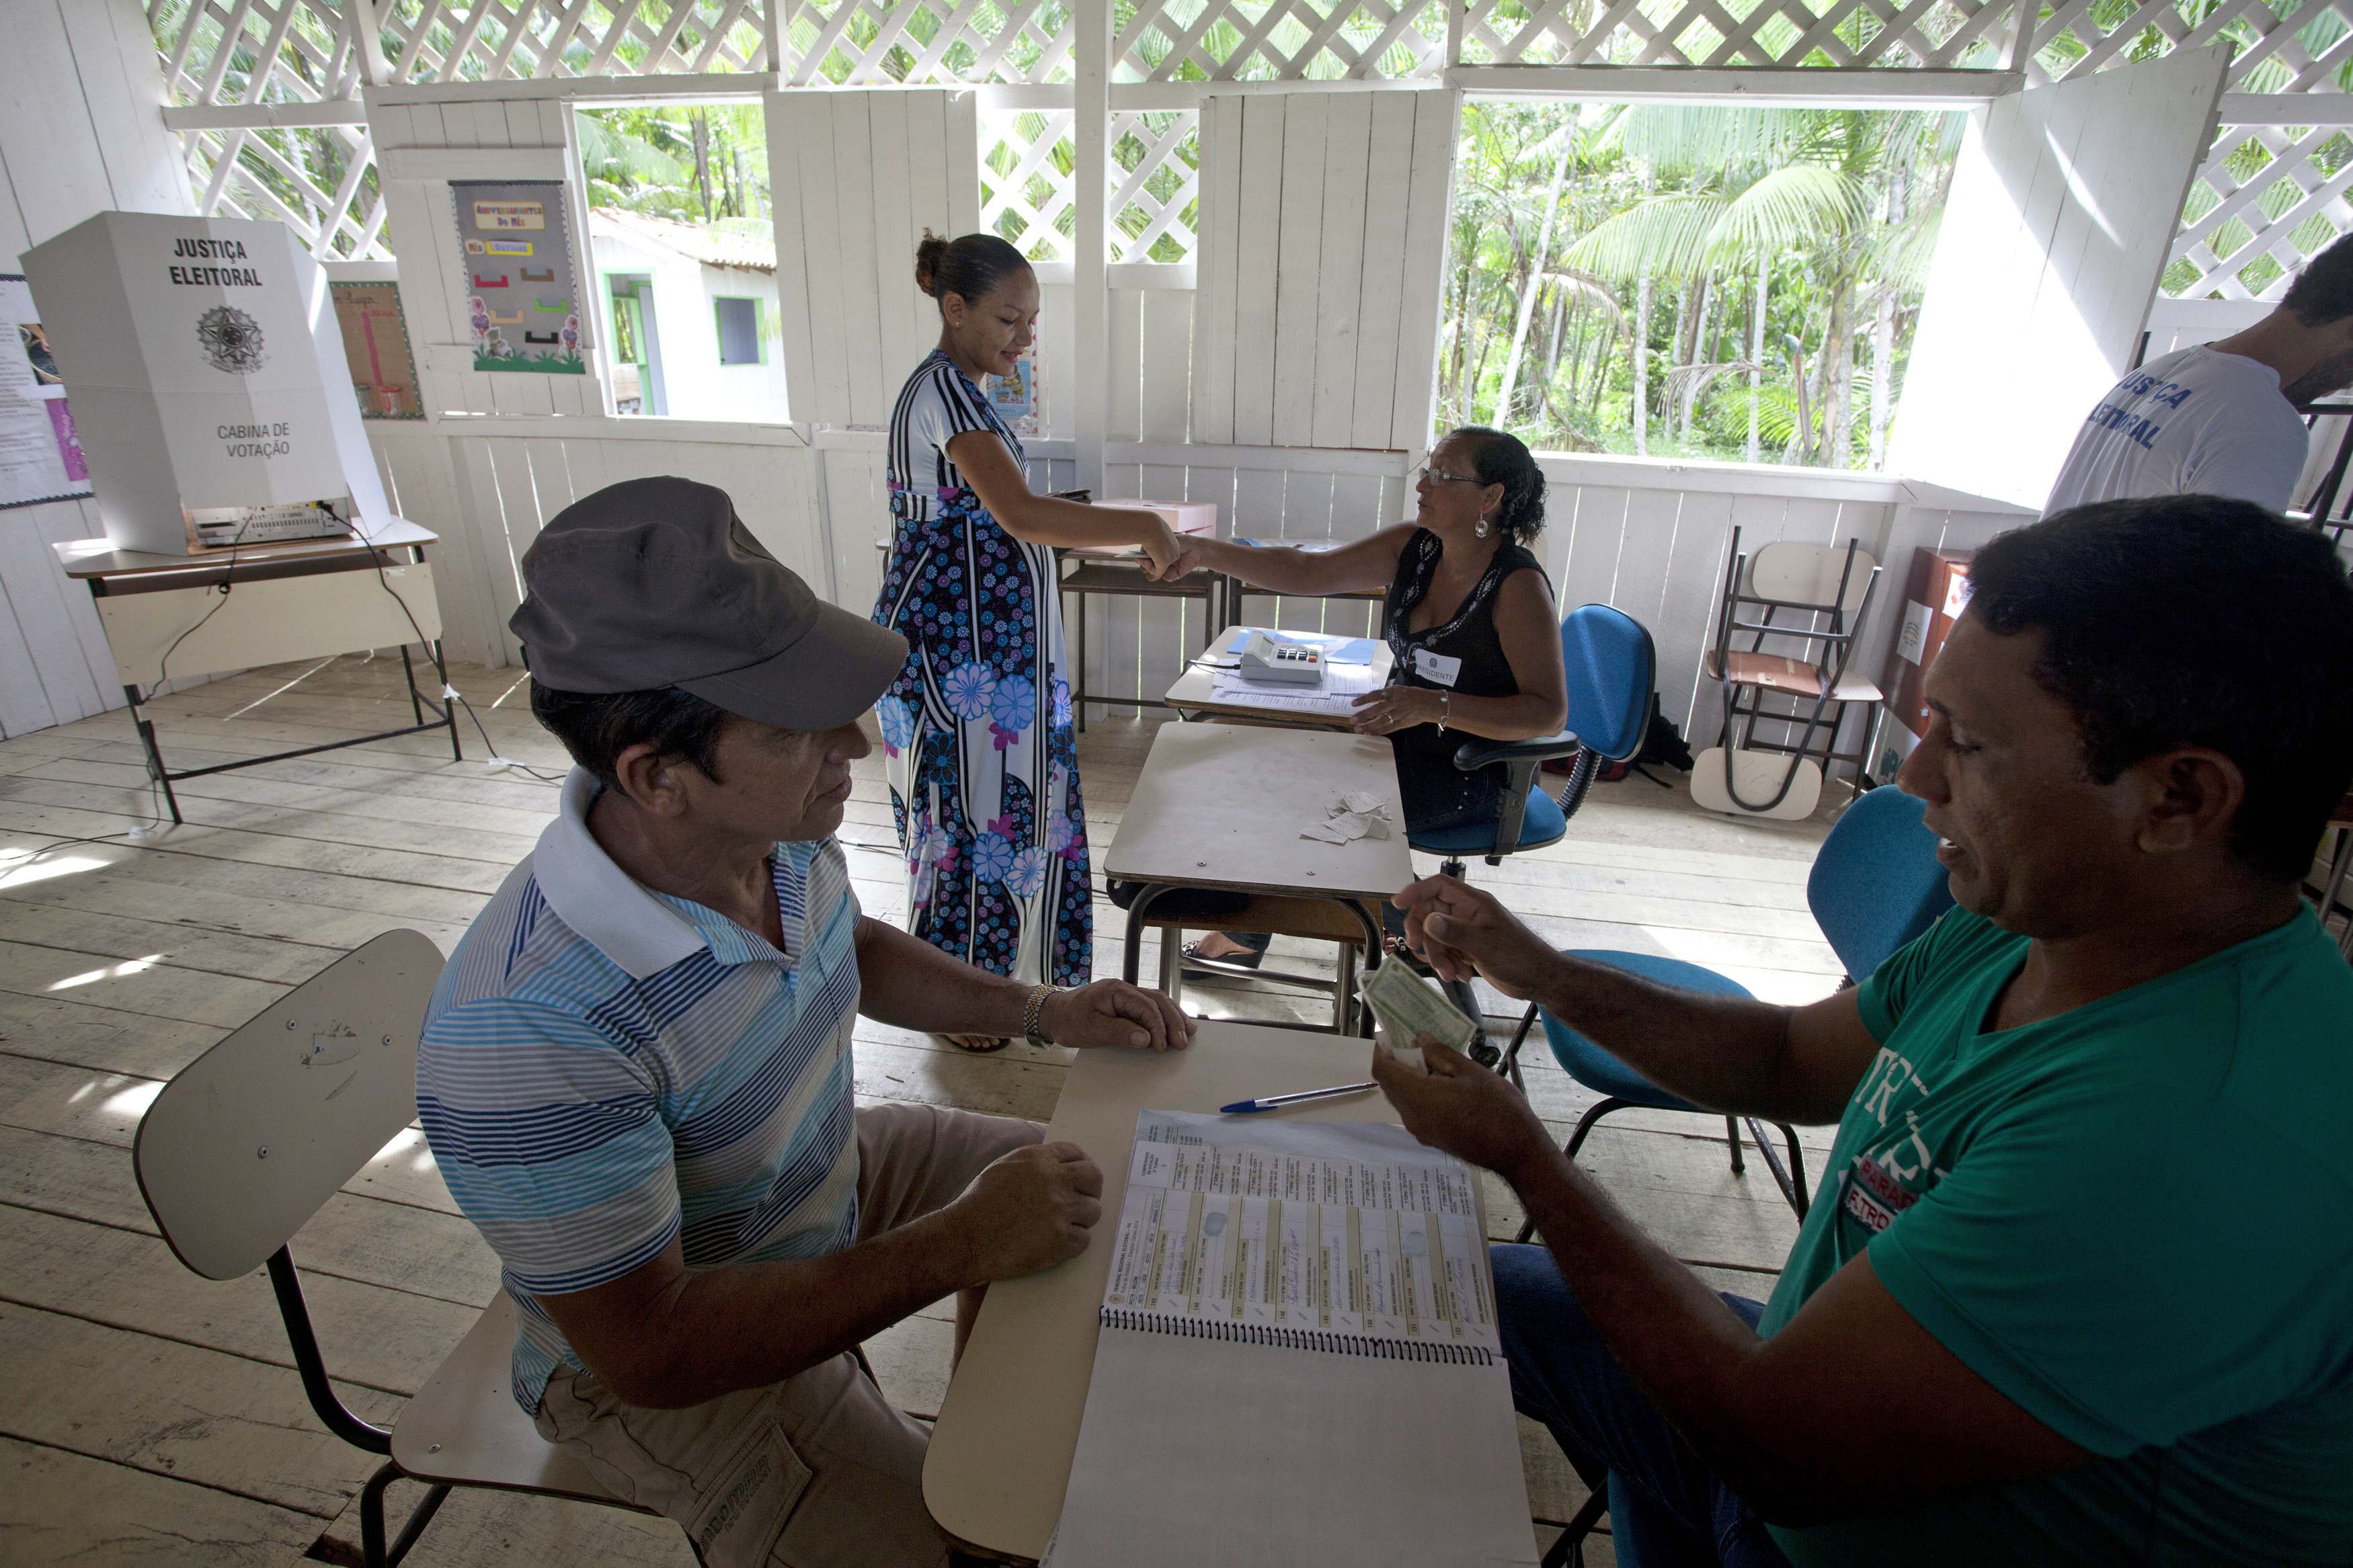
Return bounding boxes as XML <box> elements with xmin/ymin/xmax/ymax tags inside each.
<box><xmin>1304</xmin><ymin>791</ymin><xmax>1394</xmax><ymax>847</ymax></box>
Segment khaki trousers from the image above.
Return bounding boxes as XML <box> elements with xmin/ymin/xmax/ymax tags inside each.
<box><xmin>534</xmin><ymin>1102</ymin><xmax>1041</xmax><ymax>1567</ymax></box>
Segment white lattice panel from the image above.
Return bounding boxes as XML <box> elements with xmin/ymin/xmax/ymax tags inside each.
<box><xmin>1115</xmin><ymin>0</ymin><xmax>1446</xmax><ymax>79</ymax></box>
<box><xmin>2022</xmin><ymin>0</ymin><xmax>2353</xmax><ymax>91</ymax></box>
<box><xmin>183</xmin><ymin>123</ymin><xmax>393</xmax><ymax>260</ymax></box>
<box><xmin>981</xmin><ymin>109</ymin><xmax>1079</xmax><ymax>259</ymax></box>
<box><xmin>785</xmin><ymin>0</ymin><xmax>1073</xmax><ymax>83</ymax></box>
<box><xmin>381</xmin><ymin>1</ymin><xmax>770</xmax><ymax>81</ymax></box>
<box><xmin>2169</xmin><ymin>122</ymin><xmax>2353</xmax><ymax>298</ymax></box>
<box><xmin>152</xmin><ymin>0</ymin><xmax>366</xmax><ymax>107</ymax></box>
<box><xmin>1111</xmin><ymin>111</ymin><xmax>1199</xmax><ymax>261</ymax></box>
<box><xmin>1458</xmin><ymin>0</ymin><xmax>2013</xmax><ymax>69</ymax></box>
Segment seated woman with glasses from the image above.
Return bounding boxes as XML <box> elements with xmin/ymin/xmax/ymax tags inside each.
<box><xmin>1152</xmin><ymin>425</ymin><xmax>1568</xmax><ymax>972</ymax></box>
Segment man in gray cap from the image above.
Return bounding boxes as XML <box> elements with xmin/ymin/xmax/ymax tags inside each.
<box><xmin>417</xmin><ymin>477</ymin><xmax>1192</xmax><ymax>1567</ymax></box>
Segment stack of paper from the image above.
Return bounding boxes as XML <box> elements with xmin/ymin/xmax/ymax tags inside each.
<box><xmin>1208</xmin><ymin>662</ymin><xmax>1380</xmax><ymax>716</ymax></box>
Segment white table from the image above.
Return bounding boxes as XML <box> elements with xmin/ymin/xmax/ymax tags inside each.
<box><xmin>922</xmin><ymin>1020</ymin><xmax>1422</xmax><ymax>1563</ymax></box>
<box><xmin>52</xmin><ymin>519</ymin><xmax>458</xmax><ymax>823</ymax></box>
<box><xmin>1161</xmin><ymin>623</ymin><xmax>1397</xmax><ymax>727</ymax></box>
<box><xmin>1104</xmin><ymin>721</ymin><xmax>1412</xmax><ymax>993</ymax></box>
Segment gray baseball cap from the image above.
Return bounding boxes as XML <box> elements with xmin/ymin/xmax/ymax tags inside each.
<box><xmin>510</xmin><ymin>476</ymin><xmax>906</xmax><ymax>731</ymax></box>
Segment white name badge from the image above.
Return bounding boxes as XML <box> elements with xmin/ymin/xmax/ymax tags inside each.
<box><xmin>1412</xmin><ymin>648</ymin><xmax>1462</xmax><ymax>687</ymax></box>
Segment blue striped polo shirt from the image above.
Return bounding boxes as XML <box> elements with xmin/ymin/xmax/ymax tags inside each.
<box><xmin>418</xmin><ymin>768</ymin><xmax>865</xmax><ymax>1411</ymax></box>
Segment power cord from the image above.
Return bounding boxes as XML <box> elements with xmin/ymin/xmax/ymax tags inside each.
<box><xmin>327</xmin><ymin>509</ymin><xmax>569</xmax><ymax>786</ymax></box>
<box><xmin>3</xmin><ymin>819</ymin><xmax>167</xmax><ymax>874</ymax></box>
<box><xmin>107</xmin><ymin>536</ymin><xmax>251</xmax><ymax>837</ymax></box>
<box><xmin>153</xmin><ymin>537</ymin><xmax>241</xmax><ymax>696</ymax></box>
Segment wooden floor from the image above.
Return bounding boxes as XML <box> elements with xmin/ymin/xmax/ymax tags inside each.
<box><xmin>0</xmin><ymin>654</ymin><xmax>1847</xmax><ymax>1566</ymax></box>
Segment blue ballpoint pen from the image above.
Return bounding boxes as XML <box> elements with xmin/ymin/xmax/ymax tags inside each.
<box><xmin>1218</xmin><ymin>1081</ymin><xmax>1378</xmax><ymax>1114</ymax></box>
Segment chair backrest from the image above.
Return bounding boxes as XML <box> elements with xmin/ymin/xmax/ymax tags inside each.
<box><xmin>1749</xmin><ymin>539</ymin><xmax>1879</xmax><ymax>618</ymax></box>
<box><xmin>134</xmin><ymin>930</ymin><xmax>444</xmax><ymax>1280</ymax></box>
<box><xmin>1806</xmin><ymin>786</ymin><xmax>1955</xmax><ymax>981</ymax></box>
<box><xmin>1560</xmin><ymin>604</ymin><xmax>1655</xmax><ymax>763</ymax></box>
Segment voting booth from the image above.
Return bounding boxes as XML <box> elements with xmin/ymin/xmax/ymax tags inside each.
<box><xmin>22</xmin><ymin>210</ymin><xmax>391</xmax><ymax>557</ymax></box>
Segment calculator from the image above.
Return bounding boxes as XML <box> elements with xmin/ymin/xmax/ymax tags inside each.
<box><xmin>1237</xmin><ymin>630</ymin><xmax>1325</xmax><ymax>686</ymax></box>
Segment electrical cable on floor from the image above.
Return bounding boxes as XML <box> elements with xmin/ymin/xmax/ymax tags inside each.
<box><xmin>329</xmin><ymin>510</ymin><xmax>569</xmax><ymax>786</ymax></box>
<box><xmin>3</xmin><ymin>817</ymin><xmax>167</xmax><ymax>874</ymax></box>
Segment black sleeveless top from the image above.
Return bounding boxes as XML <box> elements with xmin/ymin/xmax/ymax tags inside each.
<box><xmin>1382</xmin><ymin>528</ymin><xmax>1548</xmax><ymax>832</ymax></box>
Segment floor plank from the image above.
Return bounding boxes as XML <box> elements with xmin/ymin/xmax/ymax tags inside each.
<box><xmin>1</xmin><ymin>1434</ymin><xmax>323</xmax><ymax>1567</ymax></box>
<box><xmin>0</xmin><ymin>1204</ymin><xmax>477</xmax><ymax>1399</ymax></box>
<box><xmin>0</xmin><ymin>1303</ymin><xmax>399</xmax><ymax>1518</ymax></box>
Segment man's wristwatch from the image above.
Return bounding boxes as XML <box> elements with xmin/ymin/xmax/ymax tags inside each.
<box><xmin>1023</xmin><ymin>984</ymin><xmax>1062</xmax><ymax>1046</ymax></box>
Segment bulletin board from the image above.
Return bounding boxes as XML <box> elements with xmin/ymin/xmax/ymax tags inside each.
<box><xmin>331</xmin><ymin>281</ymin><xmax>424</xmax><ymax>417</ymax></box>
<box><xmin>0</xmin><ymin>275</ymin><xmax>92</xmax><ymax>509</ymax></box>
<box><xmin>450</xmin><ymin>180</ymin><xmax>586</xmax><ymax>374</ymax></box>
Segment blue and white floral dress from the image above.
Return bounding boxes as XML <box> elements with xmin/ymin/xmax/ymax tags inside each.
<box><xmin>871</xmin><ymin>351</ymin><xmax>1091</xmax><ymax>987</ymax></box>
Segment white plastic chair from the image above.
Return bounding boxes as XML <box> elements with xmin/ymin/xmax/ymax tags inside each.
<box><xmin>131</xmin><ymin>930</ymin><xmax>668</xmax><ymax>1567</ymax></box>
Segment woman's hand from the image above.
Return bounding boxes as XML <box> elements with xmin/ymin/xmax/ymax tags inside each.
<box><xmin>1350</xmin><ymin>684</ymin><xmax>1443</xmax><ymax>736</ymax></box>
<box><xmin>1138</xmin><ymin>518</ymin><xmax>1183</xmax><ymax>579</ymax></box>
<box><xmin>1156</xmin><ymin>542</ymin><xmax>1205</xmax><ymax>581</ymax></box>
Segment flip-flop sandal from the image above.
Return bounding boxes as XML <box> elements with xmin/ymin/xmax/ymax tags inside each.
<box><xmin>1181</xmin><ymin>940</ymin><xmax>1265</xmax><ymax>981</ymax></box>
<box><xmin>945</xmin><ymin>1033</ymin><xmax>1012</xmax><ymax>1054</ymax></box>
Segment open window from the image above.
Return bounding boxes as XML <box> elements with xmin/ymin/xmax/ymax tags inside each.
<box><xmin>575</xmin><ymin>104</ymin><xmax>787</xmax><ymax>423</ymax></box>
<box><xmin>1445</xmin><ymin>49</ymin><xmax>2230</xmax><ymax>493</ymax></box>
<box><xmin>1442</xmin><ymin>97</ymin><xmax>1966</xmax><ymax>470</ymax></box>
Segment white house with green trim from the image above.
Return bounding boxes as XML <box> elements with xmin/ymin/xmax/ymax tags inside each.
<box><xmin>588</xmin><ymin>206</ymin><xmax>788</xmax><ymax>424</ymax></box>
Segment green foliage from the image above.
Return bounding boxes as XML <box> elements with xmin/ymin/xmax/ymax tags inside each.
<box><xmin>1441</xmin><ymin>99</ymin><xmax>1959</xmax><ymax>472</ymax></box>
<box><xmin>575</xmin><ymin>105</ymin><xmax>769</xmax><ymax>225</ymax></box>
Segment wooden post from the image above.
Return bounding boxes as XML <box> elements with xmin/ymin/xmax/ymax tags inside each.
<box><xmin>1076</xmin><ymin>0</ymin><xmax>1111</xmax><ymax>491</ymax></box>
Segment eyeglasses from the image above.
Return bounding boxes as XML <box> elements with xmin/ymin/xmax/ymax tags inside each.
<box><xmin>1417</xmin><ymin>465</ymin><xmax>1484</xmax><ymax>487</ymax></box>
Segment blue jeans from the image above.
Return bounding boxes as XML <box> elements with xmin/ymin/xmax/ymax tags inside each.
<box><xmin>1493</xmin><ymin>1243</ymin><xmax>1794</xmax><ymax>1568</ymax></box>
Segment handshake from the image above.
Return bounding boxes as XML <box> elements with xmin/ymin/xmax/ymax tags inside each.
<box><xmin>1137</xmin><ymin>524</ymin><xmax>1204</xmax><ymax>583</ymax></box>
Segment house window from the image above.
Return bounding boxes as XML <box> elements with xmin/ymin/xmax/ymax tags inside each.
<box><xmin>715</xmin><ymin>296</ymin><xmax>765</xmax><ymax>365</ymax></box>
<box><xmin>1443</xmin><ymin>99</ymin><xmax>1962</xmax><ymax>472</ymax></box>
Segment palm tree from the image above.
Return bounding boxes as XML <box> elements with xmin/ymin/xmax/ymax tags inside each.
<box><xmin>1552</xmin><ymin>102</ymin><xmax>1952</xmax><ymax>468</ymax></box>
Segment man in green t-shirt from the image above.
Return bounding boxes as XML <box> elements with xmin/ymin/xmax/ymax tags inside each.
<box><xmin>1376</xmin><ymin>494</ymin><xmax>2353</xmax><ymax>1564</ymax></box>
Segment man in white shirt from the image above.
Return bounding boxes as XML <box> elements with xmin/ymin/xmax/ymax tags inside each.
<box><xmin>2044</xmin><ymin>233</ymin><xmax>2353</xmax><ymax>515</ymax></box>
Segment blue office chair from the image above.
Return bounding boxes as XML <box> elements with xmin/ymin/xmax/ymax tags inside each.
<box><xmin>1412</xmin><ymin>604</ymin><xmax>1657</xmax><ymax>872</ymax></box>
<box><xmin>1499</xmin><ymin>784</ymin><xmax>1955</xmax><ymax>1228</ymax></box>
<box><xmin>1408</xmin><ymin>606</ymin><xmax>1657</xmax><ymax>1060</ymax></box>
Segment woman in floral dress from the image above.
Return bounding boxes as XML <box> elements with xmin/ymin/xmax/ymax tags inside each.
<box><xmin>872</xmin><ymin>232</ymin><xmax>1181</xmax><ymax>1050</ymax></box>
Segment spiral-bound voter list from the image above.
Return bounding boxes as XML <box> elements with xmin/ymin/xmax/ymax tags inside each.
<box><xmin>1092</xmin><ymin>1110</ymin><xmax>1502</xmax><ymax>1365</ymax></box>
<box><xmin>1041</xmin><ymin>1110</ymin><xmax>1536</xmax><ymax>1567</ymax></box>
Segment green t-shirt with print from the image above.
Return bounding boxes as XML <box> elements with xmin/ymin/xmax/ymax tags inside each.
<box><xmin>1757</xmin><ymin>906</ymin><xmax>2353</xmax><ymax>1566</ymax></box>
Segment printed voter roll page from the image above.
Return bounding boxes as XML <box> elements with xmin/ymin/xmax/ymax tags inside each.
<box><xmin>1042</xmin><ymin>1111</ymin><xmax>1536</xmax><ymax>1568</ymax></box>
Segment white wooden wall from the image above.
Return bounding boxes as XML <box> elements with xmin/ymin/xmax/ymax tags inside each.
<box><xmin>368</xmin><ymin>410</ymin><xmax>2034</xmax><ymax>751</ymax></box>
<box><xmin>0</xmin><ymin>0</ymin><xmax>197</xmax><ymax>737</ymax></box>
<box><xmin>1190</xmin><ymin>89</ymin><xmax>1456</xmax><ymax>451</ymax></box>
<box><xmin>767</xmin><ymin>89</ymin><xmax>980</xmax><ymax>427</ymax></box>
<box><xmin>369</xmin><ymin>83</ymin><xmax>606</xmax><ymax>419</ymax></box>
